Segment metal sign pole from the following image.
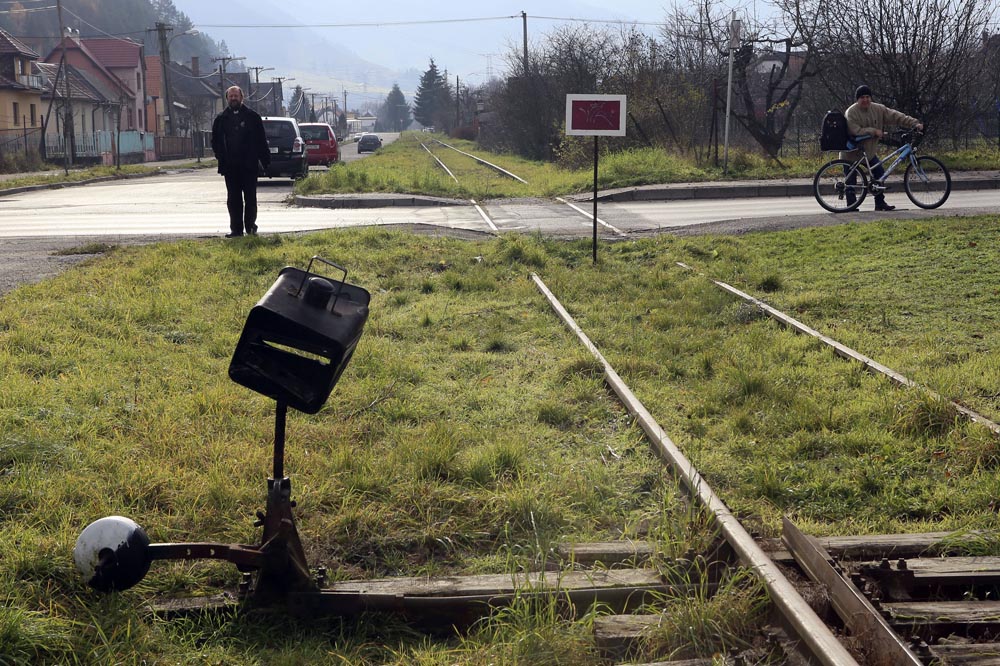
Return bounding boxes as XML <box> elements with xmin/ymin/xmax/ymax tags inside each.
<box><xmin>592</xmin><ymin>137</ymin><xmax>598</xmax><ymax>264</ymax></box>
<box><xmin>723</xmin><ymin>12</ymin><xmax>740</xmax><ymax>175</ymax></box>
<box><xmin>565</xmin><ymin>94</ymin><xmax>626</xmax><ymax>265</ymax></box>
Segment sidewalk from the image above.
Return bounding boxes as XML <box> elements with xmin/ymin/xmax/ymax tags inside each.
<box><xmin>0</xmin><ymin>157</ymin><xmax>209</xmax><ymax>183</ymax></box>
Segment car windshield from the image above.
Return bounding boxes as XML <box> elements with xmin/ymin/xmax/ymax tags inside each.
<box><xmin>300</xmin><ymin>126</ymin><xmax>330</xmax><ymax>141</ymax></box>
<box><xmin>264</xmin><ymin>122</ymin><xmax>295</xmax><ymax>140</ymax></box>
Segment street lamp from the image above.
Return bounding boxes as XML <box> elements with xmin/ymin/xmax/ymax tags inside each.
<box><xmin>159</xmin><ymin>27</ymin><xmax>199</xmax><ymax>136</ymax></box>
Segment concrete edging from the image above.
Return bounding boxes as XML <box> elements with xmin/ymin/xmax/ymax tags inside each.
<box><xmin>0</xmin><ymin>167</ymin><xmax>196</xmax><ymax>199</ymax></box>
<box><xmin>294</xmin><ymin>194</ymin><xmax>467</xmax><ymax>209</ymax></box>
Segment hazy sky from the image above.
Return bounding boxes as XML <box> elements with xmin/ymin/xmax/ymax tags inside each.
<box><xmin>169</xmin><ymin>0</ymin><xmax>671</xmax><ymax>108</ymax></box>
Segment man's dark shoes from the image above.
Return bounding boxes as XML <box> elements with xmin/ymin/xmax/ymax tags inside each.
<box><xmin>874</xmin><ymin>201</ymin><xmax>896</xmax><ymax>211</ymax></box>
<box><xmin>247</xmin><ymin>226</ymin><xmax>258</xmax><ymax>235</ymax></box>
<box><xmin>225</xmin><ymin>232</ymin><xmax>243</xmax><ymax>238</ymax></box>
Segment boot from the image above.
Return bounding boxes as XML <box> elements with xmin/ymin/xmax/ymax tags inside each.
<box><xmin>874</xmin><ymin>195</ymin><xmax>895</xmax><ymax>211</ymax></box>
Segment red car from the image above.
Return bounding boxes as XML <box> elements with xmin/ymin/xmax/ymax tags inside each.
<box><xmin>298</xmin><ymin>123</ymin><xmax>339</xmax><ymax>166</ymax></box>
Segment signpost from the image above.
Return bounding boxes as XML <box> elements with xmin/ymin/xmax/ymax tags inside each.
<box><xmin>565</xmin><ymin>94</ymin><xmax>626</xmax><ymax>263</ymax></box>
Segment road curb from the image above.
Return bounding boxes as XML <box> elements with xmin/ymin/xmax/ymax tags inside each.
<box><xmin>569</xmin><ymin>175</ymin><xmax>1000</xmax><ymax>203</ymax></box>
<box><xmin>0</xmin><ymin>167</ymin><xmax>199</xmax><ymax>199</ymax></box>
<box><xmin>294</xmin><ymin>194</ymin><xmax>467</xmax><ymax>209</ymax></box>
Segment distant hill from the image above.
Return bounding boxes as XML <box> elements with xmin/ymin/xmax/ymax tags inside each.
<box><xmin>168</xmin><ymin>0</ymin><xmax>422</xmax><ymax>109</ymax></box>
<box><xmin>0</xmin><ymin>0</ymin><xmax>223</xmax><ymax>68</ymax></box>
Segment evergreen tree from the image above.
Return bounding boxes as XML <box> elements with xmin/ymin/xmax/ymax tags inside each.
<box><xmin>376</xmin><ymin>84</ymin><xmax>409</xmax><ymax>132</ymax></box>
<box><xmin>412</xmin><ymin>59</ymin><xmax>452</xmax><ymax>130</ymax></box>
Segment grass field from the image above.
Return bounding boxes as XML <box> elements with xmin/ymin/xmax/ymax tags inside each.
<box><xmin>294</xmin><ymin>131</ymin><xmax>1000</xmax><ymax>200</ymax></box>
<box><xmin>3</xmin><ymin>216</ymin><xmax>1000</xmax><ymax>664</ymax></box>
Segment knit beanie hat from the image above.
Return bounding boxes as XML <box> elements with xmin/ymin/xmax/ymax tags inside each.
<box><xmin>855</xmin><ymin>85</ymin><xmax>872</xmax><ymax>99</ymax></box>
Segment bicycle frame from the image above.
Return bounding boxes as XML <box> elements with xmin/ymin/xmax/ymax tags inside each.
<box><xmin>842</xmin><ymin>136</ymin><xmax>920</xmax><ymax>190</ymax></box>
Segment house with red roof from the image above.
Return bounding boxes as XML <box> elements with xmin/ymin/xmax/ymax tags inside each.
<box><xmin>43</xmin><ymin>31</ymin><xmax>146</xmax><ymax>133</ymax></box>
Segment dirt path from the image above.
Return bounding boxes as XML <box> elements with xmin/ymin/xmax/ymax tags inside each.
<box><xmin>0</xmin><ymin>235</ymin><xmax>197</xmax><ymax>297</ymax></box>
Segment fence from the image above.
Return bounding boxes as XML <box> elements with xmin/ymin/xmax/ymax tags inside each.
<box><xmin>0</xmin><ymin>126</ymin><xmax>43</xmax><ymax>160</ymax></box>
<box><xmin>44</xmin><ymin>130</ymin><xmax>155</xmax><ymax>165</ymax></box>
<box><xmin>156</xmin><ymin>135</ymin><xmax>193</xmax><ymax>160</ymax></box>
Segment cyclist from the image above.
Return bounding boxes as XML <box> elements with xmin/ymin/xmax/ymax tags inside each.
<box><xmin>842</xmin><ymin>85</ymin><xmax>923</xmax><ymax>211</ymax></box>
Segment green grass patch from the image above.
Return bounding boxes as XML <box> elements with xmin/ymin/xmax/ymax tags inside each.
<box><xmin>6</xmin><ymin>217</ymin><xmax>1000</xmax><ymax>662</ymax></box>
<box><xmin>296</xmin><ymin>131</ymin><xmax>996</xmax><ymax>201</ymax></box>
<box><xmin>0</xmin><ymin>163</ymin><xmax>161</xmax><ymax>191</ymax></box>
<box><xmin>0</xmin><ymin>159</ymin><xmax>213</xmax><ymax>193</ymax></box>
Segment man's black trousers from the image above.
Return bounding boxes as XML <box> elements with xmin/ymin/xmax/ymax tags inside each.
<box><xmin>224</xmin><ymin>168</ymin><xmax>259</xmax><ymax>234</ymax></box>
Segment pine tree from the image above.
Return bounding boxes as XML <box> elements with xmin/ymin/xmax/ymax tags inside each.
<box><xmin>377</xmin><ymin>84</ymin><xmax>409</xmax><ymax>132</ymax></box>
<box><xmin>412</xmin><ymin>59</ymin><xmax>446</xmax><ymax>129</ymax></box>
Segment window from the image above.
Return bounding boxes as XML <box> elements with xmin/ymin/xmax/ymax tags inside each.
<box><xmin>12</xmin><ymin>102</ymin><xmax>19</xmax><ymax>126</ymax></box>
<box><xmin>29</xmin><ymin>104</ymin><xmax>36</xmax><ymax>127</ymax></box>
<box><xmin>136</xmin><ymin>72</ymin><xmax>141</xmax><ymax>92</ymax></box>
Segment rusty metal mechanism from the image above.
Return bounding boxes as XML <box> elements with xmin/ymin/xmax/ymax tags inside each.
<box><xmin>74</xmin><ymin>257</ymin><xmax>370</xmax><ymax>610</ymax></box>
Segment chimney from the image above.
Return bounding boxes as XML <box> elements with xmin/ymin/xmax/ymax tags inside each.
<box><xmin>190</xmin><ymin>57</ymin><xmax>199</xmax><ymax>77</ymax></box>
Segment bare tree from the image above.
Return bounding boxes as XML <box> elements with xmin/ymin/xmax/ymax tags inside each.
<box><xmin>779</xmin><ymin>0</ymin><xmax>997</xmax><ymax>138</ymax></box>
<box><xmin>673</xmin><ymin>0</ymin><xmax>822</xmax><ymax>160</ymax></box>
<box><xmin>485</xmin><ymin>24</ymin><xmax>668</xmax><ymax>159</ymax></box>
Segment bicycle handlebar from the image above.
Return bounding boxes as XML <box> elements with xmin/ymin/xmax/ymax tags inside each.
<box><xmin>850</xmin><ymin>128</ymin><xmax>925</xmax><ymax>148</ymax></box>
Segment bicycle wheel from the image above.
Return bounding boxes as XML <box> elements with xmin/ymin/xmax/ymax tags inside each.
<box><xmin>813</xmin><ymin>159</ymin><xmax>868</xmax><ymax>213</ymax></box>
<box><xmin>904</xmin><ymin>155</ymin><xmax>951</xmax><ymax>209</ymax></box>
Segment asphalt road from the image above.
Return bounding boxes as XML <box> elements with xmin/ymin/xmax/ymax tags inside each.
<box><xmin>0</xmin><ymin>165</ymin><xmax>994</xmax><ymax>240</ymax></box>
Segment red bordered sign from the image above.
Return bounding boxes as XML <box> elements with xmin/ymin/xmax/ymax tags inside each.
<box><xmin>565</xmin><ymin>94</ymin><xmax>627</xmax><ymax>137</ymax></box>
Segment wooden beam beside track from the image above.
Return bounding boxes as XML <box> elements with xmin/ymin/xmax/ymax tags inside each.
<box><xmin>782</xmin><ymin>517</ymin><xmax>924</xmax><ymax>665</ymax></box>
<box><xmin>532</xmin><ymin>273</ymin><xmax>860</xmax><ymax>666</ymax></box>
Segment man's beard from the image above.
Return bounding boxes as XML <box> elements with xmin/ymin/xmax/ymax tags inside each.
<box><xmin>228</xmin><ymin>100</ymin><xmax>241</xmax><ymax>110</ymax></box>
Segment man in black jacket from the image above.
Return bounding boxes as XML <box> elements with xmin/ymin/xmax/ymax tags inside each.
<box><xmin>211</xmin><ymin>86</ymin><xmax>271</xmax><ymax>237</ymax></box>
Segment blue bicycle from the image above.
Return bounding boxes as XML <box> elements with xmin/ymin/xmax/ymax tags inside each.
<box><xmin>813</xmin><ymin>129</ymin><xmax>951</xmax><ymax>212</ymax></box>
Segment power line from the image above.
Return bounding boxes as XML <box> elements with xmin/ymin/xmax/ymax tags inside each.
<box><xmin>531</xmin><ymin>15</ymin><xmax>668</xmax><ymax>26</ymax></box>
<box><xmin>63</xmin><ymin>6</ymin><xmax>145</xmax><ymax>45</ymax></box>
<box><xmin>193</xmin><ymin>15</ymin><xmax>520</xmax><ymax>29</ymax></box>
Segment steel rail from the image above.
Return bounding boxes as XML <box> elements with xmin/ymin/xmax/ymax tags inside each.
<box><xmin>677</xmin><ymin>262</ymin><xmax>1000</xmax><ymax>437</ymax></box>
<box><xmin>420</xmin><ymin>142</ymin><xmax>498</xmax><ymax>232</ymax></box>
<box><xmin>531</xmin><ymin>273</ymin><xmax>860</xmax><ymax>666</ymax></box>
<box><xmin>420</xmin><ymin>142</ymin><xmax>459</xmax><ymax>183</ymax></box>
<box><xmin>554</xmin><ymin>196</ymin><xmax>626</xmax><ymax>236</ymax></box>
<box><xmin>782</xmin><ymin>518</ymin><xmax>924</xmax><ymax>665</ymax></box>
<box><xmin>433</xmin><ymin>139</ymin><xmax>529</xmax><ymax>184</ymax></box>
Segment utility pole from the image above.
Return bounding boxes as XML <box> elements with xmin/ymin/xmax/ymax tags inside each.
<box><xmin>154</xmin><ymin>23</ymin><xmax>175</xmax><ymax>136</ymax></box>
<box><xmin>455</xmin><ymin>75</ymin><xmax>460</xmax><ymax>127</ymax></box>
<box><xmin>271</xmin><ymin>76</ymin><xmax>292</xmax><ymax>115</ymax></box>
<box><xmin>521</xmin><ymin>11</ymin><xmax>529</xmax><ymax>76</ymax></box>
<box><xmin>213</xmin><ymin>55</ymin><xmax>246</xmax><ymax>102</ymax></box>
<box><xmin>247</xmin><ymin>66</ymin><xmax>273</xmax><ymax>107</ymax></box>
<box><xmin>56</xmin><ymin>0</ymin><xmax>71</xmax><ymax>172</ymax></box>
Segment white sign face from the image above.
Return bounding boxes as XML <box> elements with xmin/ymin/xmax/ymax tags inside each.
<box><xmin>565</xmin><ymin>94</ymin><xmax>627</xmax><ymax>137</ymax></box>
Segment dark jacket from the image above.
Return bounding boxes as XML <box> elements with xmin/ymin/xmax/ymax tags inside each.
<box><xmin>211</xmin><ymin>104</ymin><xmax>270</xmax><ymax>175</ymax></box>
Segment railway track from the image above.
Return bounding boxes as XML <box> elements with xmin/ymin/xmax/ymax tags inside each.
<box><xmin>533</xmin><ymin>273</ymin><xmax>1000</xmax><ymax>665</ymax></box>
<box><xmin>105</xmin><ymin>143</ymin><xmax>995</xmax><ymax>663</ymax></box>
<box><xmin>421</xmin><ymin>139</ymin><xmax>627</xmax><ymax>237</ymax></box>
<box><xmin>364</xmin><ymin>141</ymin><xmax>1000</xmax><ymax>663</ymax></box>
